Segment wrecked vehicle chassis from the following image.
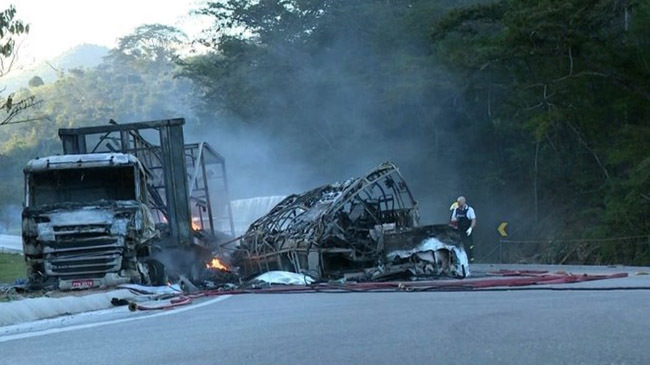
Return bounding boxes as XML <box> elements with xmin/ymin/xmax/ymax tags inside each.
<box><xmin>22</xmin><ymin>119</ymin><xmax>235</xmax><ymax>290</ymax></box>
<box><xmin>236</xmin><ymin>163</ymin><xmax>470</xmax><ymax>280</ymax></box>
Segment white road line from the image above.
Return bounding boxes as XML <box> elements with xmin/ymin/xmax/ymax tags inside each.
<box><xmin>0</xmin><ymin>295</ymin><xmax>232</xmax><ymax>343</ymax></box>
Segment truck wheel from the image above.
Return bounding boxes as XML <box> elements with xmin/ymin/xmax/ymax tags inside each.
<box><xmin>146</xmin><ymin>259</ymin><xmax>167</xmax><ymax>286</ymax></box>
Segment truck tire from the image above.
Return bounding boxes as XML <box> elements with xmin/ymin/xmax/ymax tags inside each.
<box><xmin>146</xmin><ymin>259</ymin><xmax>167</xmax><ymax>286</ymax></box>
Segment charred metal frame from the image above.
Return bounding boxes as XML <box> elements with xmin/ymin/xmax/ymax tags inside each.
<box><xmin>238</xmin><ymin>162</ymin><xmax>420</xmax><ymax>278</ymax></box>
<box><xmin>58</xmin><ymin>119</ymin><xmax>235</xmax><ymax>247</ymax></box>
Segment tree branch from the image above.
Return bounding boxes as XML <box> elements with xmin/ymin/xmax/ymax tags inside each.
<box><xmin>565</xmin><ymin>120</ymin><xmax>610</xmax><ymax>182</ymax></box>
<box><xmin>2</xmin><ymin>114</ymin><xmax>50</xmax><ymax>125</ymax></box>
<box><xmin>0</xmin><ymin>96</ymin><xmax>42</xmax><ymax>126</ymax></box>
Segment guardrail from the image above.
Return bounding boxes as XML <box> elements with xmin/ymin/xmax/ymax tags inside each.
<box><xmin>488</xmin><ymin>235</ymin><xmax>650</xmax><ymax>265</ymax></box>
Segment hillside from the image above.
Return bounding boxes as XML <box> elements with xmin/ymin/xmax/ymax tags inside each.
<box><xmin>2</xmin><ymin>44</ymin><xmax>109</xmax><ymax>93</ymax></box>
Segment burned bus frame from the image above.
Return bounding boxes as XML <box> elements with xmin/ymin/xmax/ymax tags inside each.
<box><xmin>237</xmin><ymin>162</ymin><xmax>424</xmax><ymax>279</ymax></box>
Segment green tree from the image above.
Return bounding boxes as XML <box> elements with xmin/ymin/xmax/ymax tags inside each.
<box><xmin>433</xmin><ymin>0</ymin><xmax>650</xmax><ymax>263</ymax></box>
<box><xmin>0</xmin><ymin>4</ymin><xmax>38</xmax><ymax>125</ymax></box>
<box><xmin>28</xmin><ymin>75</ymin><xmax>43</xmax><ymax>87</ymax></box>
<box><xmin>181</xmin><ymin>1</ymin><xmax>473</xmax><ymax>203</ymax></box>
<box><xmin>182</xmin><ymin>0</ymin><xmax>650</xmax><ymax>264</ymax></box>
<box><xmin>109</xmin><ymin>24</ymin><xmax>188</xmax><ymax>64</ymax></box>
<box><xmin>0</xmin><ymin>24</ymin><xmax>195</xmax><ymax>214</ymax></box>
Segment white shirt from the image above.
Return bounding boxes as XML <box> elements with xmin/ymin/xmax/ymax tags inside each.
<box><xmin>451</xmin><ymin>206</ymin><xmax>476</xmax><ymax>221</ymax></box>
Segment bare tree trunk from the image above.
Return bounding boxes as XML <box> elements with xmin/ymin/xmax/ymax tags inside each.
<box><xmin>534</xmin><ymin>140</ymin><xmax>540</xmax><ymax>223</ymax></box>
<box><xmin>565</xmin><ymin>120</ymin><xmax>611</xmax><ymax>182</ymax></box>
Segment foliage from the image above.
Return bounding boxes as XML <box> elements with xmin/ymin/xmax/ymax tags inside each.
<box><xmin>181</xmin><ymin>0</ymin><xmax>475</xmax><ymax>210</ymax></box>
<box><xmin>1</xmin><ymin>1</ymin><xmax>649</xmax><ymax>264</ymax></box>
<box><xmin>0</xmin><ymin>4</ymin><xmax>38</xmax><ymax>126</ymax></box>
<box><xmin>433</xmin><ymin>0</ymin><xmax>650</xmax><ymax>262</ymax></box>
<box><xmin>179</xmin><ymin>0</ymin><xmax>650</xmax><ymax>264</ymax></box>
<box><xmin>0</xmin><ymin>5</ymin><xmax>29</xmax><ymax>61</ymax></box>
<box><xmin>0</xmin><ymin>252</ymin><xmax>25</xmax><ymax>284</ymax></box>
<box><xmin>27</xmin><ymin>75</ymin><xmax>43</xmax><ymax>88</ymax></box>
<box><xmin>110</xmin><ymin>24</ymin><xmax>188</xmax><ymax>63</ymax></box>
<box><xmin>0</xmin><ymin>24</ymin><xmax>194</xmax><ymax>211</ymax></box>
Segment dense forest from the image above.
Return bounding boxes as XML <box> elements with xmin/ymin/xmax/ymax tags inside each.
<box><xmin>1</xmin><ymin>0</ymin><xmax>649</xmax><ymax>264</ymax></box>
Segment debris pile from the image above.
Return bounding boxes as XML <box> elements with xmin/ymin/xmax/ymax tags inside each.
<box><xmin>234</xmin><ymin>163</ymin><xmax>469</xmax><ymax>281</ymax></box>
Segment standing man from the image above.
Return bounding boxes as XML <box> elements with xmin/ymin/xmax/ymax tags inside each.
<box><xmin>450</xmin><ymin>196</ymin><xmax>477</xmax><ymax>263</ymax></box>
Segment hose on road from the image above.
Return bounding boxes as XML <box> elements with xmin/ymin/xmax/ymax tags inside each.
<box><xmin>127</xmin><ymin>270</ymin><xmax>650</xmax><ymax>311</ymax></box>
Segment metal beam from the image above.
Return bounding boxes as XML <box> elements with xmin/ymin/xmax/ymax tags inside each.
<box><xmin>159</xmin><ymin>122</ymin><xmax>192</xmax><ymax>245</ymax></box>
<box><xmin>59</xmin><ymin>118</ymin><xmax>185</xmax><ymax>137</ymax></box>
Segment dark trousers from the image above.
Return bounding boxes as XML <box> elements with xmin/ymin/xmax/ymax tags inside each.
<box><xmin>459</xmin><ymin>231</ymin><xmax>474</xmax><ymax>263</ymax></box>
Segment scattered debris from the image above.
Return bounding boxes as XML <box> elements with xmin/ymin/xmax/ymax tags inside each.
<box><xmin>117</xmin><ymin>283</ymin><xmax>182</xmax><ymax>295</ymax></box>
<box><xmin>110</xmin><ymin>298</ymin><xmax>129</xmax><ymax>306</ymax></box>
<box><xmin>380</xmin><ymin>228</ymin><xmax>469</xmax><ymax>279</ymax></box>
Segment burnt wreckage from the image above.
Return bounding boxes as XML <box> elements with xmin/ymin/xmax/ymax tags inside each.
<box><xmin>22</xmin><ymin>119</ymin><xmax>235</xmax><ymax>290</ymax></box>
<box><xmin>236</xmin><ymin>163</ymin><xmax>470</xmax><ymax>280</ymax></box>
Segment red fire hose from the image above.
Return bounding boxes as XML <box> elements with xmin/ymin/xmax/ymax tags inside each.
<box><xmin>126</xmin><ymin>270</ymin><xmax>634</xmax><ymax>311</ymax></box>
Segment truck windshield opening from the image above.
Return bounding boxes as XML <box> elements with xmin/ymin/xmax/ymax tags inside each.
<box><xmin>30</xmin><ymin>166</ymin><xmax>136</xmax><ymax>206</ymax></box>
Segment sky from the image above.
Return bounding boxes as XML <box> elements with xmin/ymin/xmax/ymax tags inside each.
<box><xmin>3</xmin><ymin>0</ymin><xmax>209</xmax><ymax>71</ymax></box>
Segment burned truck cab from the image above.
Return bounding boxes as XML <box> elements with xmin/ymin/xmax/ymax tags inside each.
<box><xmin>22</xmin><ymin>153</ymin><xmax>158</xmax><ymax>289</ymax></box>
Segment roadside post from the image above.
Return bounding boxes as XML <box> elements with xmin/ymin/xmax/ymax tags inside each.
<box><xmin>498</xmin><ymin>222</ymin><xmax>508</xmax><ymax>263</ymax></box>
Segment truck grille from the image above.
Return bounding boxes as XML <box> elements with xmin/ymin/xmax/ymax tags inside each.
<box><xmin>44</xmin><ymin>224</ymin><xmax>125</xmax><ymax>279</ymax></box>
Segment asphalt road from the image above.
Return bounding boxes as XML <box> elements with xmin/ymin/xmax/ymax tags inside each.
<box><xmin>2</xmin><ymin>272</ymin><xmax>649</xmax><ymax>365</ymax></box>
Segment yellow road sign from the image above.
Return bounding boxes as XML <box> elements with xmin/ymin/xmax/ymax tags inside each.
<box><xmin>498</xmin><ymin>222</ymin><xmax>508</xmax><ymax>237</ymax></box>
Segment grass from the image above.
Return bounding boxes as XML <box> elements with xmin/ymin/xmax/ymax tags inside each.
<box><xmin>0</xmin><ymin>252</ymin><xmax>26</xmax><ymax>284</ymax></box>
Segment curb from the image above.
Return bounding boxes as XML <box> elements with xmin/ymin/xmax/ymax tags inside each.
<box><xmin>0</xmin><ymin>289</ymin><xmax>138</xmax><ymax>327</ymax></box>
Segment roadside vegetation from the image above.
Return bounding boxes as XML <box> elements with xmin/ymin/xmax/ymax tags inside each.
<box><xmin>1</xmin><ymin>1</ymin><xmax>649</xmax><ymax>264</ymax></box>
<box><xmin>0</xmin><ymin>253</ymin><xmax>25</xmax><ymax>284</ymax></box>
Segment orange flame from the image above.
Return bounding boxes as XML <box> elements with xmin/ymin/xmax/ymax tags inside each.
<box><xmin>206</xmin><ymin>257</ymin><xmax>228</xmax><ymax>271</ymax></box>
<box><xmin>191</xmin><ymin>217</ymin><xmax>203</xmax><ymax>231</ymax></box>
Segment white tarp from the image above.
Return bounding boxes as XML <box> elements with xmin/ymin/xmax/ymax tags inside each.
<box><xmin>252</xmin><ymin>271</ymin><xmax>315</xmax><ymax>285</ymax></box>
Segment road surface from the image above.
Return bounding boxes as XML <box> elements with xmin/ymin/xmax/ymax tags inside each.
<box><xmin>1</xmin><ymin>265</ymin><xmax>649</xmax><ymax>365</ymax></box>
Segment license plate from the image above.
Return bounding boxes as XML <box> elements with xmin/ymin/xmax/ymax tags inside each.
<box><xmin>71</xmin><ymin>279</ymin><xmax>95</xmax><ymax>289</ymax></box>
